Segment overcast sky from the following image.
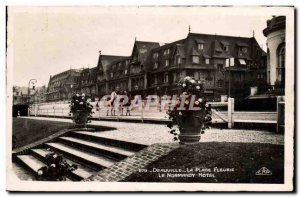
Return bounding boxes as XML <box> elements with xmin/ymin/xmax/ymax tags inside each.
<box><xmin>9</xmin><ymin>6</ymin><xmax>273</xmax><ymax>87</ymax></box>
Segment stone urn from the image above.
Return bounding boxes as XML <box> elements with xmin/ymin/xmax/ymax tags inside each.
<box><xmin>176</xmin><ymin>110</ymin><xmax>205</xmax><ymax>144</ymax></box>
<box><xmin>72</xmin><ymin>110</ymin><xmax>89</xmax><ymax>128</ymax></box>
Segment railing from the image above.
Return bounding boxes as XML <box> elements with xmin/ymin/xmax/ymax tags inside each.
<box><xmin>28</xmin><ymin>97</ymin><xmax>282</xmax><ymax>130</ymax></box>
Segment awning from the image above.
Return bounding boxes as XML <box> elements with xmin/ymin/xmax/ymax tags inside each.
<box><xmin>239</xmin><ymin>59</ymin><xmax>246</xmax><ymax>65</ymax></box>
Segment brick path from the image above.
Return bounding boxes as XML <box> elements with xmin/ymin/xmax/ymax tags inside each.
<box><xmin>83</xmin><ymin>143</ymin><xmax>179</xmax><ymax>182</ymax></box>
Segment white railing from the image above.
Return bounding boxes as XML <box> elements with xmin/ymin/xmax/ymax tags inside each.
<box><xmin>29</xmin><ymin>97</ymin><xmax>281</xmax><ymax>129</ymax></box>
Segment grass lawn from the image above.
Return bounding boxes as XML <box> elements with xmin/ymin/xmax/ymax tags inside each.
<box><xmin>123</xmin><ymin>142</ymin><xmax>284</xmax><ymax>183</ymax></box>
<box><xmin>12</xmin><ymin>118</ymin><xmax>75</xmax><ymax>149</ymax></box>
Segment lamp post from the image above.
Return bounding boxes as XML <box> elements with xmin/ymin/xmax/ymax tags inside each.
<box><xmin>27</xmin><ymin>79</ymin><xmax>37</xmax><ymax>103</ymax></box>
<box><xmin>226</xmin><ymin>58</ymin><xmax>234</xmax><ymax>98</ymax></box>
<box><xmin>27</xmin><ymin>79</ymin><xmax>37</xmax><ymax>116</ymax></box>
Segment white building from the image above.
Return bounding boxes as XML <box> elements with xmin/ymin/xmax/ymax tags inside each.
<box><xmin>263</xmin><ymin>16</ymin><xmax>286</xmax><ymax>87</ymax></box>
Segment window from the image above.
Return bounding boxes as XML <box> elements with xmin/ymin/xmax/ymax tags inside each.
<box><xmin>217</xmin><ymin>64</ymin><xmax>223</xmax><ymax>71</ymax></box>
<box><xmin>192</xmin><ymin>56</ymin><xmax>200</xmax><ymax>64</ymax></box>
<box><xmin>164</xmin><ymin>49</ymin><xmax>170</xmax><ymax>55</ymax></box>
<box><xmin>153</xmin><ymin>52</ymin><xmax>159</xmax><ymax>58</ymax></box>
<box><xmin>164</xmin><ymin>73</ymin><xmax>169</xmax><ymax>83</ymax></box>
<box><xmin>124</xmin><ymin>69</ymin><xmax>128</xmax><ymax>74</ymax></box>
<box><xmin>206</xmin><ymin>71</ymin><xmax>213</xmax><ymax>81</ymax></box>
<box><xmin>205</xmin><ymin>58</ymin><xmax>210</xmax><ymax>65</ymax></box>
<box><xmin>239</xmin><ymin>73</ymin><xmax>244</xmax><ymax>81</ymax></box>
<box><xmin>239</xmin><ymin>59</ymin><xmax>246</xmax><ymax>65</ymax></box>
<box><xmin>217</xmin><ymin>80</ymin><xmax>223</xmax><ymax>88</ymax></box>
<box><xmin>240</xmin><ymin>47</ymin><xmax>248</xmax><ymax>54</ymax></box>
<box><xmin>154</xmin><ymin>75</ymin><xmax>157</xmax><ymax>84</ymax></box>
<box><xmin>165</xmin><ymin>59</ymin><xmax>170</xmax><ymax>67</ymax></box>
<box><xmin>277</xmin><ymin>45</ymin><xmax>285</xmax><ymax>84</ymax></box>
<box><xmin>111</xmin><ymin>73</ymin><xmax>113</xmax><ymax>78</ymax></box>
<box><xmin>154</xmin><ymin>62</ymin><xmax>158</xmax><ymax>69</ymax></box>
<box><xmin>198</xmin><ymin>43</ymin><xmax>204</xmax><ymax>50</ymax></box>
<box><xmin>177</xmin><ymin>56</ymin><xmax>181</xmax><ymax>65</ymax></box>
<box><xmin>223</xmin><ymin>45</ymin><xmax>229</xmax><ymax>51</ymax></box>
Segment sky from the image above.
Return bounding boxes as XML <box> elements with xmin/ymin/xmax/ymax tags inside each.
<box><xmin>9</xmin><ymin>6</ymin><xmax>273</xmax><ymax>87</ymax></box>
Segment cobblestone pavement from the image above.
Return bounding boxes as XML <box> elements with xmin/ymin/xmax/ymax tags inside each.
<box><xmin>21</xmin><ymin>117</ymin><xmax>284</xmax><ymax>145</ymax></box>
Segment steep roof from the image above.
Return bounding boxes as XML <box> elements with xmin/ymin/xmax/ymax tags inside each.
<box><xmin>97</xmin><ymin>55</ymin><xmax>127</xmax><ymax>73</ymax></box>
<box><xmin>107</xmin><ymin>57</ymin><xmax>131</xmax><ymax>79</ymax></box>
<box><xmin>187</xmin><ymin>33</ymin><xmax>254</xmax><ymax>60</ymax></box>
<box><xmin>133</xmin><ymin>41</ymin><xmax>161</xmax><ymax>64</ymax></box>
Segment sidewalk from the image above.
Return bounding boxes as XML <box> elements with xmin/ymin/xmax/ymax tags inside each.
<box><xmin>20</xmin><ymin>116</ymin><xmax>284</xmax><ymax>146</ymax></box>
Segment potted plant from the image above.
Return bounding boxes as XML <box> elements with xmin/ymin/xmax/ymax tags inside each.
<box><xmin>167</xmin><ymin>76</ymin><xmax>212</xmax><ymax>144</ymax></box>
<box><xmin>69</xmin><ymin>93</ymin><xmax>94</xmax><ymax>127</ymax></box>
<box><xmin>37</xmin><ymin>150</ymin><xmax>78</xmax><ymax>181</ymax></box>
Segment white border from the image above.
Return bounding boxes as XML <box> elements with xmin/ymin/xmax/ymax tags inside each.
<box><xmin>3</xmin><ymin>4</ymin><xmax>295</xmax><ymax>193</ymax></box>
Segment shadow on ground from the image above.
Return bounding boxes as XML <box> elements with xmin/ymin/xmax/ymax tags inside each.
<box><xmin>123</xmin><ymin>142</ymin><xmax>284</xmax><ymax>183</ymax></box>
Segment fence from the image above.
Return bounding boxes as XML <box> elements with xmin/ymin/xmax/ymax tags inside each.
<box><xmin>28</xmin><ymin>97</ymin><xmax>284</xmax><ymax>130</ymax></box>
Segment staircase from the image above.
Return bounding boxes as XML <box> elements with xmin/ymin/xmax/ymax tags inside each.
<box><xmin>13</xmin><ymin>130</ymin><xmax>147</xmax><ymax>181</ymax></box>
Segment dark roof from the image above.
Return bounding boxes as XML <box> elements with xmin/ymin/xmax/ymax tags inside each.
<box><xmin>145</xmin><ymin>32</ymin><xmax>265</xmax><ymax>72</ymax></box>
<box><xmin>97</xmin><ymin>55</ymin><xmax>127</xmax><ymax>73</ymax></box>
<box><xmin>175</xmin><ymin>44</ymin><xmax>186</xmax><ymax>58</ymax></box>
<box><xmin>263</xmin><ymin>16</ymin><xmax>286</xmax><ymax>36</ymax></box>
<box><xmin>134</xmin><ymin>41</ymin><xmax>161</xmax><ymax>64</ymax></box>
<box><xmin>187</xmin><ymin>33</ymin><xmax>254</xmax><ymax>59</ymax></box>
<box><xmin>106</xmin><ymin>57</ymin><xmax>131</xmax><ymax>80</ymax></box>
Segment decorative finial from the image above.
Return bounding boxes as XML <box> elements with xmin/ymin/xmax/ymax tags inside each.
<box><xmin>253</xmin><ymin>30</ymin><xmax>255</xmax><ymax>37</ymax></box>
<box><xmin>99</xmin><ymin>50</ymin><xmax>101</xmax><ymax>55</ymax></box>
<box><xmin>189</xmin><ymin>25</ymin><xmax>191</xmax><ymax>33</ymax></box>
<box><xmin>135</xmin><ymin>37</ymin><xmax>137</xmax><ymax>42</ymax></box>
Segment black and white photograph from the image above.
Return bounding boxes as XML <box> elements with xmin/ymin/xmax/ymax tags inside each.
<box><xmin>6</xmin><ymin>6</ymin><xmax>294</xmax><ymax>192</ymax></box>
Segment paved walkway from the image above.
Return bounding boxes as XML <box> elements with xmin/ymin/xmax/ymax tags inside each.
<box><xmin>20</xmin><ymin>116</ymin><xmax>284</xmax><ymax>145</ymax></box>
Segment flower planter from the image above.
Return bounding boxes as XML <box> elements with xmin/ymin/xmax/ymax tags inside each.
<box><xmin>72</xmin><ymin>110</ymin><xmax>89</xmax><ymax>127</ymax></box>
<box><xmin>176</xmin><ymin>110</ymin><xmax>205</xmax><ymax>144</ymax></box>
<box><xmin>167</xmin><ymin>76</ymin><xmax>212</xmax><ymax>145</ymax></box>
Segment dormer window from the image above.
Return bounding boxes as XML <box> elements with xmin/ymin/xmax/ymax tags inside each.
<box><xmin>242</xmin><ymin>47</ymin><xmax>248</xmax><ymax>53</ymax></box>
<box><xmin>153</xmin><ymin>52</ymin><xmax>159</xmax><ymax>58</ymax></box>
<box><xmin>198</xmin><ymin>43</ymin><xmax>204</xmax><ymax>50</ymax></box>
<box><xmin>163</xmin><ymin>49</ymin><xmax>170</xmax><ymax>55</ymax></box>
<box><xmin>205</xmin><ymin>58</ymin><xmax>210</xmax><ymax>65</ymax></box>
<box><xmin>223</xmin><ymin>45</ymin><xmax>229</xmax><ymax>51</ymax></box>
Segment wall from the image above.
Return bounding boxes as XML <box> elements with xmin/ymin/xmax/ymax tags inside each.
<box><xmin>266</xmin><ymin>29</ymin><xmax>285</xmax><ymax>85</ymax></box>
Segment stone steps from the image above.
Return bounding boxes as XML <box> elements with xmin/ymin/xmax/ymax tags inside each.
<box><xmin>58</xmin><ymin>136</ymin><xmax>135</xmax><ymax>161</ymax></box>
<box><xmin>45</xmin><ymin>142</ymin><xmax>116</xmax><ymax>171</ymax></box>
<box><xmin>13</xmin><ymin>129</ymin><xmax>148</xmax><ymax>181</ymax></box>
<box><xmin>31</xmin><ymin>149</ymin><xmax>95</xmax><ymax>180</ymax></box>
<box><xmin>17</xmin><ymin>155</ymin><xmax>46</xmax><ymax>174</ymax></box>
<box><xmin>70</xmin><ymin>131</ymin><xmax>148</xmax><ymax>152</ymax></box>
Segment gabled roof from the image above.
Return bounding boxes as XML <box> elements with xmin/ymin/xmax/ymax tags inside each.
<box><xmin>174</xmin><ymin>44</ymin><xmax>186</xmax><ymax>58</ymax></box>
<box><xmin>97</xmin><ymin>55</ymin><xmax>127</xmax><ymax>73</ymax></box>
<box><xmin>133</xmin><ymin>41</ymin><xmax>161</xmax><ymax>64</ymax></box>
